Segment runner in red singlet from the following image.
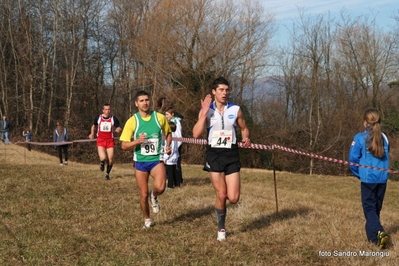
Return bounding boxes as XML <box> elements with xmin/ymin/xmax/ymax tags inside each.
<box><xmin>89</xmin><ymin>103</ymin><xmax>122</xmax><ymax>180</ymax></box>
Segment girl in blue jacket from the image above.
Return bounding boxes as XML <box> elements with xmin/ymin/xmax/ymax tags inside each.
<box><xmin>53</xmin><ymin>120</ymin><xmax>69</xmax><ymax>165</ymax></box>
<box><xmin>349</xmin><ymin>108</ymin><xmax>389</xmax><ymax>249</ymax></box>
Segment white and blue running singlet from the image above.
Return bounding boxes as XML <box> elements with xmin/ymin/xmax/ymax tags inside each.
<box><xmin>205</xmin><ymin>102</ymin><xmax>239</xmax><ymax>148</ymax></box>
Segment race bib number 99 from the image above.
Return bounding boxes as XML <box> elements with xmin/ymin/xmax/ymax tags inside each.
<box><xmin>140</xmin><ymin>138</ymin><xmax>159</xmax><ymax>155</ymax></box>
<box><xmin>210</xmin><ymin>130</ymin><xmax>232</xmax><ymax>148</ymax></box>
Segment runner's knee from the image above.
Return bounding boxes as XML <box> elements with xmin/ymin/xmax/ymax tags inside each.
<box><xmin>228</xmin><ymin>194</ymin><xmax>240</xmax><ymax>204</ymax></box>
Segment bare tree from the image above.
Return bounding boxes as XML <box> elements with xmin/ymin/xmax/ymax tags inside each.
<box><xmin>0</xmin><ymin>0</ymin><xmax>13</xmax><ymax>118</ymax></box>
<box><xmin>276</xmin><ymin>10</ymin><xmax>337</xmax><ymax>175</ymax></box>
<box><xmin>134</xmin><ymin>0</ymin><xmax>275</xmax><ymax>104</ymax></box>
<box><xmin>106</xmin><ymin>0</ymin><xmax>150</xmax><ymax>117</ymax></box>
<box><xmin>336</xmin><ymin>11</ymin><xmax>399</xmax><ymax>110</ymax></box>
<box><xmin>16</xmin><ymin>0</ymin><xmax>35</xmax><ymax>132</ymax></box>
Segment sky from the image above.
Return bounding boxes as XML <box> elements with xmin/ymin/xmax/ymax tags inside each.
<box><xmin>259</xmin><ymin>0</ymin><xmax>399</xmax><ymax>45</ymax></box>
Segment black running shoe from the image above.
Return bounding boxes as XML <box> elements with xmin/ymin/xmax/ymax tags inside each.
<box><xmin>105</xmin><ymin>173</ymin><xmax>110</xmax><ymax>180</ymax></box>
<box><xmin>100</xmin><ymin>162</ymin><xmax>105</xmax><ymax>172</ymax></box>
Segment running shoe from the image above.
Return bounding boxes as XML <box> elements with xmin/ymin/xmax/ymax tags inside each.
<box><xmin>217</xmin><ymin>229</ymin><xmax>226</xmax><ymax>241</ymax></box>
<box><xmin>142</xmin><ymin>218</ymin><xmax>153</xmax><ymax>229</ymax></box>
<box><xmin>149</xmin><ymin>190</ymin><xmax>160</xmax><ymax>213</ymax></box>
<box><xmin>100</xmin><ymin>162</ymin><xmax>105</xmax><ymax>172</ymax></box>
<box><xmin>105</xmin><ymin>173</ymin><xmax>110</xmax><ymax>180</ymax></box>
<box><xmin>64</xmin><ymin>161</ymin><xmax>68</xmax><ymax>165</ymax></box>
<box><xmin>377</xmin><ymin>231</ymin><xmax>389</xmax><ymax>249</ymax></box>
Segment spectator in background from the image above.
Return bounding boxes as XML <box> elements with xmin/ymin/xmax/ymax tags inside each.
<box><xmin>23</xmin><ymin>130</ymin><xmax>32</xmax><ymax>151</ymax></box>
<box><xmin>53</xmin><ymin>120</ymin><xmax>69</xmax><ymax>166</ymax></box>
<box><xmin>156</xmin><ymin>97</ymin><xmax>184</xmax><ymax>183</ymax></box>
<box><xmin>164</xmin><ymin>121</ymin><xmax>181</xmax><ymax>189</ymax></box>
<box><xmin>23</xmin><ymin>130</ymin><xmax>31</xmax><ymax>142</ymax></box>
<box><xmin>165</xmin><ymin>107</ymin><xmax>183</xmax><ymax>184</ymax></box>
<box><xmin>0</xmin><ymin>115</ymin><xmax>11</xmax><ymax>145</ymax></box>
<box><xmin>349</xmin><ymin>108</ymin><xmax>390</xmax><ymax>249</ymax></box>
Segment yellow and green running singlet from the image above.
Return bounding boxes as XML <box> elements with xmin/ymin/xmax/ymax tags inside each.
<box><xmin>133</xmin><ymin>111</ymin><xmax>163</xmax><ymax>162</ymax></box>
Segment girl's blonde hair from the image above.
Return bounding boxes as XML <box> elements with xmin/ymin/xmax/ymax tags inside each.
<box><xmin>364</xmin><ymin>108</ymin><xmax>384</xmax><ymax>158</ymax></box>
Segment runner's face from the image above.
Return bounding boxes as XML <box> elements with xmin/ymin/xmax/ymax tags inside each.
<box><xmin>135</xmin><ymin>95</ymin><xmax>150</xmax><ymax>112</ymax></box>
<box><xmin>102</xmin><ymin>106</ymin><xmax>111</xmax><ymax>117</ymax></box>
<box><xmin>212</xmin><ymin>84</ymin><xmax>229</xmax><ymax>104</ymax></box>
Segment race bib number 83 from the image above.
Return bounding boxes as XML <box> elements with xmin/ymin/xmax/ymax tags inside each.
<box><xmin>210</xmin><ymin>130</ymin><xmax>232</xmax><ymax>148</ymax></box>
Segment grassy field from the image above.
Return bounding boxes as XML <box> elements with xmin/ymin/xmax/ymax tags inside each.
<box><xmin>1</xmin><ymin>143</ymin><xmax>399</xmax><ymax>265</ymax></box>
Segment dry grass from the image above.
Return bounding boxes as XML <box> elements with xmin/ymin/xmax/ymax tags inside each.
<box><xmin>1</xmin><ymin>143</ymin><xmax>399</xmax><ymax>265</ymax></box>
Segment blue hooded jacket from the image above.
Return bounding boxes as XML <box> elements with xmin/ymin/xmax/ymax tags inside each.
<box><xmin>349</xmin><ymin>131</ymin><xmax>389</xmax><ymax>183</ymax></box>
<box><xmin>53</xmin><ymin>127</ymin><xmax>69</xmax><ymax>145</ymax></box>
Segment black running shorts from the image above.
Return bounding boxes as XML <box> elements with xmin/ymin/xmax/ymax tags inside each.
<box><xmin>203</xmin><ymin>144</ymin><xmax>240</xmax><ymax>175</ymax></box>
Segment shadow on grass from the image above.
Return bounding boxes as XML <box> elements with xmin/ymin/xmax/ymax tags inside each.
<box><xmin>164</xmin><ymin>205</ymin><xmax>215</xmax><ymax>224</ymax></box>
<box><xmin>240</xmin><ymin>206</ymin><xmax>313</xmax><ymax>232</ymax></box>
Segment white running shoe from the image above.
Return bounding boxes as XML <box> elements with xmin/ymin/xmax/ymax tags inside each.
<box><xmin>149</xmin><ymin>190</ymin><xmax>160</xmax><ymax>214</ymax></box>
<box><xmin>142</xmin><ymin>218</ymin><xmax>153</xmax><ymax>229</ymax></box>
<box><xmin>217</xmin><ymin>229</ymin><xmax>226</xmax><ymax>241</ymax></box>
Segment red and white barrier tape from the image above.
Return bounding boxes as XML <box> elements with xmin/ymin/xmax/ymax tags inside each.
<box><xmin>15</xmin><ymin>141</ymin><xmax>74</xmax><ymax>146</ymax></box>
<box><xmin>14</xmin><ymin>136</ymin><xmax>399</xmax><ymax>174</ymax></box>
<box><xmin>271</xmin><ymin>144</ymin><xmax>399</xmax><ymax>174</ymax></box>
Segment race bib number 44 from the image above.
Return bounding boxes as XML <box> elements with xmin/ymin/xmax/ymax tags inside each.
<box><xmin>210</xmin><ymin>130</ymin><xmax>233</xmax><ymax>148</ymax></box>
<box><xmin>140</xmin><ymin>138</ymin><xmax>159</xmax><ymax>155</ymax></box>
